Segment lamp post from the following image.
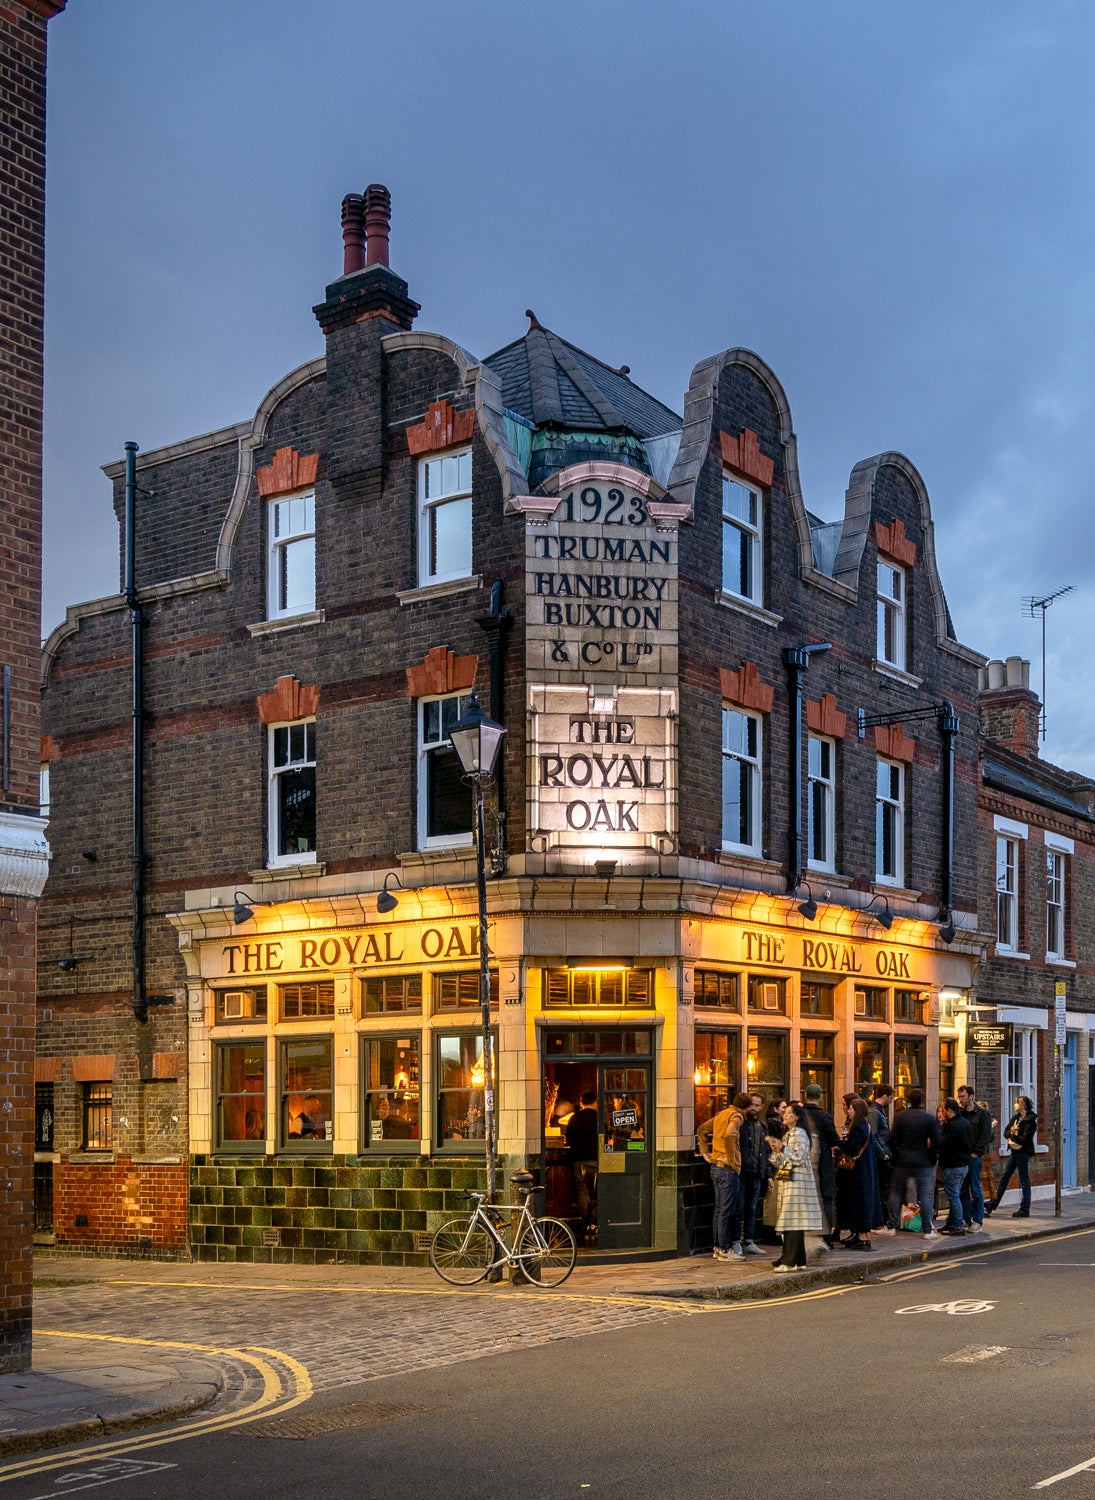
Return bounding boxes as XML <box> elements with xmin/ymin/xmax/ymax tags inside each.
<box><xmin>448</xmin><ymin>691</ymin><xmax>506</xmax><ymax>1203</ymax></box>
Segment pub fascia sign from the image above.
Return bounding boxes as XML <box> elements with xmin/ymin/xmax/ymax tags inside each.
<box><xmin>212</xmin><ymin>920</ymin><xmax>481</xmax><ymax>978</ymax></box>
<box><xmin>740</xmin><ymin>928</ymin><xmax>917</xmax><ymax>980</ymax></box>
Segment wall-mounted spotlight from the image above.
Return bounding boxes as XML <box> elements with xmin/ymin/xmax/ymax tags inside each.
<box><xmin>376</xmin><ymin>872</ymin><xmax>403</xmax><ymax>915</ymax></box>
<box><xmin>938</xmin><ymin>913</ymin><xmax>956</xmax><ymax>945</ymax></box>
<box><xmin>81</xmin><ymin>850</ymin><xmax>97</xmax><ymax>862</ymax></box>
<box><xmin>795</xmin><ymin>882</ymin><xmax>818</xmax><ymax>922</ymax></box>
<box><xmin>864</xmin><ymin>895</ymin><xmax>894</xmax><ymax>930</ymax></box>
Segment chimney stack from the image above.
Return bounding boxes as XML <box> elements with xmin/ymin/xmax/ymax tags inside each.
<box><xmin>979</xmin><ymin>657</ymin><xmax>1041</xmax><ymax>758</ymax></box>
<box><xmin>364</xmin><ymin>183</ymin><xmax>391</xmax><ymax>267</ymax></box>
<box><xmin>340</xmin><ymin>193</ymin><xmax>366</xmax><ymax>276</ymax></box>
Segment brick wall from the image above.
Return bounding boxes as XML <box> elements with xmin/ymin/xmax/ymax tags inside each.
<box><xmin>0</xmin><ymin>0</ymin><xmax>63</xmax><ymax>1373</ymax></box>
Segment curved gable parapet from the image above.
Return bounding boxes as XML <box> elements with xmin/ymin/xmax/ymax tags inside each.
<box><xmin>214</xmin><ymin>356</ymin><xmax>327</xmax><ymax>575</ymax></box>
<box><xmin>833</xmin><ymin>451</ymin><xmax>954</xmax><ymax>649</ymax></box>
<box><xmin>382</xmin><ymin>330</ymin><xmax>526</xmax><ymax>502</ymax></box>
<box><xmin>665</xmin><ymin>347</ymin><xmax>813</xmax><ymax>572</ymax></box>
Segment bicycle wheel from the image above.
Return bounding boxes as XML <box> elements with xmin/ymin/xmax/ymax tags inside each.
<box><xmin>514</xmin><ymin>1215</ymin><xmax>577</xmax><ymax>1288</ymax></box>
<box><xmin>429</xmin><ymin>1216</ymin><xmax>496</xmax><ymax>1285</ymax></box>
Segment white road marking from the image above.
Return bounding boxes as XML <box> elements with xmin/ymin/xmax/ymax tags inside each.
<box><xmin>941</xmin><ymin>1345</ymin><xmax>1010</xmax><ymax>1362</ymax></box>
<box><xmin>895</xmin><ymin>1299</ymin><xmax>997</xmax><ymax>1315</ymax></box>
<box><xmin>1032</xmin><ymin>1454</ymin><xmax>1095</xmax><ymax>1489</ymax></box>
<box><xmin>27</xmin><ymin>1458</ymin><xmax>176</xmax><ymax>1497</ymax></box>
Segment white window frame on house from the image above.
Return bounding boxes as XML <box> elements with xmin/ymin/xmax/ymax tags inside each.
<box><xmin>418</xmin><ymin>692</ymin><xmax>474</xmax><ymax>850</ymax></box>
<box><xmin>721</xmin><ymin>472</ymin><xmax>763</xmax><ymax>605</ymax></box>
<box><xmin>418</xmin><ymin>449</ymin><xmax>472</xmax><ymax>587</ymax></box>
<box><xmin>996</xmin><ymin>835</ymin><xmax>1020</xmax><ymax>953</ymax></box>
<box><xmin>876</xmin><ymin>560</ymin><xmax>906</xmax><ymax>671</ymax></box>
<box><xmin>267</xmin><ymin>490</ymin><xmax>315</xmax><ymax>620</ymax></box>
<box><xmin>874</xmin><ymin>757</ymin><xmax>904</xmax><ymax>886</ymax></box>
<box><xmin>1001</xmin><ymin>1026</ymin><xmax>1036</xmax><ymax>1127</ymax></box>
<box><xmin>807</xmin><ymin>734</ymin><xmax>836</xmax><ymax>872</ymax></box>
<box><xmin>1046</xmin><ymin>848</ymin><xmax>1066</xmax><ymax>960</ymax></box>
<box><xmin>268</xmin><ymin>718</ymin><xmax>317</xmax><ymax>867</ymax></box>
<box><xmin>722</xmin><ymin>707</ymin><xmax>762</xmax><ymax>856</ymax></box>
<box><xmin>1044</xmin><ymin>830</ymin><xmax>1073</xmax><ymax>963</ymax></box>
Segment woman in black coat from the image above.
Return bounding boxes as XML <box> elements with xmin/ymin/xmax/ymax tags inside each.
<box><xmin>984</xmin><ymin>1095</ymin><xmax>1037</xmax><ymax>1218</ymax></box>
<box><xmin>834</xmin><ymin>1097</ymin><xmax>881</xmax><ymax>1250</ymax></box>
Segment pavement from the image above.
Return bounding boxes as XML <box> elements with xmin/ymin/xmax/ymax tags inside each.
<box><xmin>4</xmin><ymin>1188</ymin><xmax>1093</xmax><ymax>1459</ymax></box>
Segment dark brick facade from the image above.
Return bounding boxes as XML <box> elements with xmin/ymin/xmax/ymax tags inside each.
<box><xmin>41</xmin><ymin>194</ymin><xmax>995</xmax><ymax>1265</ymax></box>
<box><xmin>975</xmin><ymin>658</ymin><xmax>1095</xmax><ymax>1195</ymax></box>
<box><xmin>0</xmin><ymin>0</ymin><xmax>63</xmax><ymax>1372</ymax></box>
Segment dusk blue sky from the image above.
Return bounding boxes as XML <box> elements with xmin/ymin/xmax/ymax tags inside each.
<box><xmin>42</xmin><ymin>1</ymin><xmax>1095</xmax><ymax>770</ymax></box>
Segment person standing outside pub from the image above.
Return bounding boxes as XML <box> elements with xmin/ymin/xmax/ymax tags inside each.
<box><xmin>957</xmin><ymin>1084</ymin><xmax>992</xmax><ymax>1230</ymax></box>
<box><xmin>734</xmin><ymin>1094</ymin><xmax>770</xmax><ymax>1257</ymax></box>
<box><xmin>697</xmin><ymin>1092</ymin><xmax>746</xmax><ymax>1261</ymax></box>
<box><xmin>887</xmin><ymin>1087</ymin><xmax>941</xmax><ymax>1238</ymax></box>
<box><xmin>867</xmin><ymin>1084</ymin><xmax>895</xmax><ymax>1230</ymax></box>
<box><xmin>803</xmin><ymin>1082</ymin><xmax>840</xmax><ymax>1246</ymax></box>
<box><xmin>565</xmin><ymin>1091</ymin><xmax>599</xmax><ymax>1241</ymax></box>
<box><xmin>985</xmin><ymin>1095</ymin><xmax>1038</xmax><ymax>1218</ymax></box>
<box><xmin>937</xmin><ymin>1097</ymin><xmax>973</xmax><ymax>1234</ymax></box>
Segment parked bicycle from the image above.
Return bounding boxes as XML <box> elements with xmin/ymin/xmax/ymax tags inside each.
<box><xmin>429</xmin><ymin>1172</ymin><xmax>577</xmax><ymax>1288</ymax></box>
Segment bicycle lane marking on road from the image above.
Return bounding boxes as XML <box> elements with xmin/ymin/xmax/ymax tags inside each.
<box><xmin>0</xmin><ymin>1334</ymin><xmax>313</xmax><ymax>1487</ymax></box>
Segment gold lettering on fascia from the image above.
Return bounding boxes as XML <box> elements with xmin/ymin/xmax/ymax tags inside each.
<box><xmin>220</xmin><ymin>923</ymin><xmax>479</xmax><ymax>976</ymax></box>
<box><xmin>737</xmin><ymin>930</ymin><xmax>913</xmax><ymax>980</ymax></box>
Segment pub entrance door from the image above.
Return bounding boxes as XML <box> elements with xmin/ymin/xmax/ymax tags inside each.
<box><xmin>542</xmin><ymin>1028</ymin><xmax>653</xmax><ymax>1251</ymax></box>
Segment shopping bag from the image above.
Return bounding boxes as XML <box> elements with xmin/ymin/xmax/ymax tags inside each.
<box><xmin>899</xmin><ymin>1202</ymin><xmax>922</xmax><ymax>1233</ymax></box>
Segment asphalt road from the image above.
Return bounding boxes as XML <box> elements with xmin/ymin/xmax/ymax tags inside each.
<box><xmin>5</xmin><ymin>1230</ymin><xmax>1095</xmax><ymax>1500</ymax></box>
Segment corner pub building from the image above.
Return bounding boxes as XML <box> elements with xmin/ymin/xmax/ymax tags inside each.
<box><xmin>36</xmin><ymin>188</ymin><xmax>986</xmax><ymax>1263</ymax></box>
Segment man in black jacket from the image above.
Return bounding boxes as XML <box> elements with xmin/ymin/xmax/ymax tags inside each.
<box><xmin>957</xmin><ymin>1084</ymin><xmax>992</xmax><ymax>1230</ymax></box>
<box><xmin>734</xmin><ymin>1094</ymin><xmax>770</xmax><ymax>1256</ymax></box>
<box><xmin>804</xmin><ymin>1083</ymin><xmax>840</xmax><ymax>1245</ymax></box>
<box><xmin>868</xmin><ymin>1084</ymin><xmax>895</xmax><ymax>1228</ymax></box>
<box><xmin>937</xmin><ymin>1098</ymin><xmax>973</xmax><ymax>1234</ymax></box>
<box><xmin>887</xmin><ymin>1088</ymin><xmax>941</xmax><ymax>1237</ymax></box>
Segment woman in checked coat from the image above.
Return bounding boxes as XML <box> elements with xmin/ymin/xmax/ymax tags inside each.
<box><xmin>766</xmin><ymin>1101</ymin><xmax>827</xmax><ymax>1271</ymax></box>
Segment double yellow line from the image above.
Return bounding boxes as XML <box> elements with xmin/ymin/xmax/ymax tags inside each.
<box><xmin>0</xmin><ymin>1331</ymin><xmax>312</xmax><ymax>1486</ymax></box>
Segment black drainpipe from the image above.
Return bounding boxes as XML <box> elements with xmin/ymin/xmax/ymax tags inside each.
<box><xmin>124</xmin><ymin>442</ymin><xmax>148</xmax><ymax>1024</ymax></box>
<box><xmin>938</xmin><ymin>700</ymin><xmax>959</xmax><ymax>922</ymax></box>
<box><xmin>781</xmin><ymin>642</ymin><xmax>832</xmax><ymax>892</ymax></box>
<box><xmin>478</xmin><ymin>579</ymin><xmax>511</xmax><ymax>875</ymax></box>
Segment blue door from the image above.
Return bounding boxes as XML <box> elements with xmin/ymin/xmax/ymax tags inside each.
<box><xmin>1063</xmin><ymin>1034</ymin><xmax>1077</xmax><ymax>1190</ymax></box>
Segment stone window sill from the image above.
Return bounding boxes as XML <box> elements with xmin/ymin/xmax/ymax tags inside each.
<box><xmin>872</xmin><ymin>659</ymin><xmax>922</xmax><ymax>689</ymax></box>
<box><xmin>247</xmin><ymin>610</ymin><xmax>325</xmax><ymax>637</ymax></box>
<box><xmin>397</xmin><ymin>575</ymin><xmax>482</xmax><ymax>606</ymax></box>
<box><xmin>716</xmin><ymin>591</ymin><xmax>782</xmax><ymax>628</ymax></box>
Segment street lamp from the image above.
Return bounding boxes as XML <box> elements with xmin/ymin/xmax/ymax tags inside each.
<box><xmin>448</xmin><ymin>690</ymin><xmax>507</xmax><ymax>1203</ymax></box>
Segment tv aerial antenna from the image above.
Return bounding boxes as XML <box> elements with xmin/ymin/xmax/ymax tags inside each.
<box><xmin>1021</xmin><ymin>585</ymin><xmax>1073</xmax><ymax>740</ymax></box>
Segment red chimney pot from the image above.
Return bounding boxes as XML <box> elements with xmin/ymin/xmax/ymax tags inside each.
<box><xmin>364</xmin><ymin>184</ymin><xmax>391</xmax><ymax>268</ymax></box>
<box><xmin>341</xmin><ymin>193</ymin><xmax>366</xmax><ymax>276</ymax></box>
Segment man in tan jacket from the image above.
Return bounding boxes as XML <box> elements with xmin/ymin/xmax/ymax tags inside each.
<box><xmin>697</xmin><ymin>1093</ymin><xmax>748</xmax><ymax>1261</ymax></box>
